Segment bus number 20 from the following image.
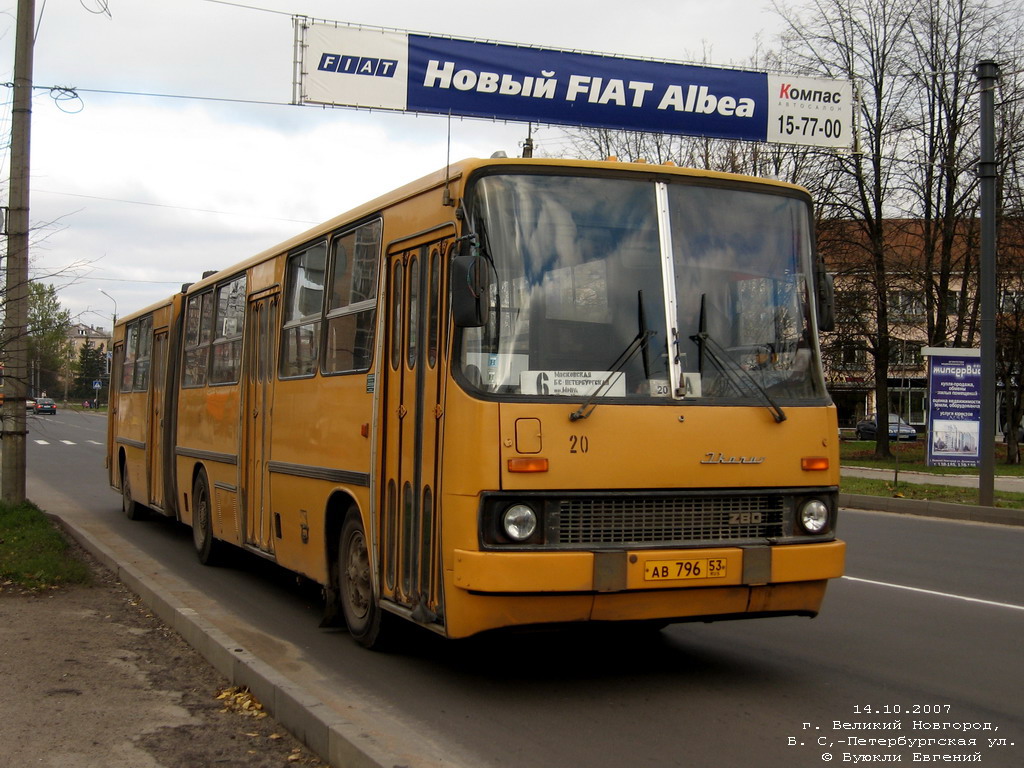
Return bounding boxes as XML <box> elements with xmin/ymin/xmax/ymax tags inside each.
<box><xmin>569</xmin><ymin>435</ymin><xmax>590</xmax><ymax>454</ymax></box>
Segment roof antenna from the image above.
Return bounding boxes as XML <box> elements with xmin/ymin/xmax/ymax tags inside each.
<box><xmin>442</xmin><ymin>110</ymin><xmax>455</xmax><ymax>206</ymax></box>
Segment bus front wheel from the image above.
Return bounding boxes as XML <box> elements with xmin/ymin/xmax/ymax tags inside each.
<box><xmin>339</xmin><ymin>512</ymin><xmax>383</xmax><ymax>648</ymax></box>
<box><xmin>192</xmin><ymin>469</ymin><xmax>221</xmax><ymax>565</ymax></box>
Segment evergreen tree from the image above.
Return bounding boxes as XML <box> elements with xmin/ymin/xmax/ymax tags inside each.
<box><xmin>72</xmin><ymin>340</ymin><xmax>107</xmax><ymax>401</ymax></box>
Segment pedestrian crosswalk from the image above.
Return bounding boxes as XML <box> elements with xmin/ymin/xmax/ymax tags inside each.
<box><xmin>33</xmin><ymin>439</ymin><xmax>103</xmax><ymax>446</ymax></box>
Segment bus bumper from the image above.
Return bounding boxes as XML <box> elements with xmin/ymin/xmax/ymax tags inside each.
<box><xmin>445</xmin><ymin>540</ymin><xmax>845</xmax><ymax>638</ymax></box>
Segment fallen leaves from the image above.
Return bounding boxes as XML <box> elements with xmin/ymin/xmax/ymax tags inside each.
<box><xmin>213</xmin><ymin>687</ymin><xmax>323</xmax><ymax>764</ymax></box>
<box><xmin>215</xmin><ymin>686</ymin><xmax>268</xmax><ymax>718</ymax></box>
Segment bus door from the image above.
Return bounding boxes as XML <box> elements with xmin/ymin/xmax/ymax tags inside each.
<box><xmin>380</xmin><ymin>237</ymin><xmax>450</xmax><ymax>621</ymax></box>
<box><xmin>148</xmin><ymin>330</ymin><xmax>168</xmax><ymax>510</ymax></box>
<box><xmin>244</xmin><ymin>292</ymin><xmax>279</xmax><ymax>554</ymax></box>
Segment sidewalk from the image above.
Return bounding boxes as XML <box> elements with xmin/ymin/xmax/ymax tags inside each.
<box><xmin>0</xmin><ymin>550</ymin><xmax>326</xmax><ymax>768</ymax></box>
<box><xmin>841</xmin><ymin>465</ymin><xmax>1024</xmax><ymax>493</ymax></box>
<box><xmin>22</xmin><ymin>479</ymin><xmax>468</xmax><ymax>768</ymax></box>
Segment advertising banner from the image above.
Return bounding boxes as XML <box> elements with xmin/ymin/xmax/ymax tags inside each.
<box><xmin>298</xmin><ymin>23</ymin><xmax>853</xmax><ymax>149</ymax></box>
<box><xmin>924</xmin><ymin>348</ymin><xmax>982</xmax><ymax>467</ymax></box>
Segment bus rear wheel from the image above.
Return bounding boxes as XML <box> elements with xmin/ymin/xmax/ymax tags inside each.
<box><xmin>339</xmin><ymin>512</ymin><xmax>383</xmax><ymax>648</ymax></box>
<box><xmin>121</xmin><ymin>461</ymin><xmax>145</xmax><ymax>520</ymax></box>
<box><xmin>192</xmin><ymin>469</ymin><xmax>221</xmax><ymax>565</ymax></box>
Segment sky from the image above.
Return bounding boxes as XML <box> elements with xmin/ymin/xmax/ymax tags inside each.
<box><xmin>0</xmin><ymin>0</ymin><xmax>785</xmax><ymax>328</ymax></box>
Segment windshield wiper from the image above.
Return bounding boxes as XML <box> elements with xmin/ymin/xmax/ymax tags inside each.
<box><xmin>690</xmin><ymin>295</ymin><xmax>786</xmax><ymax>423</ymax></box>
<box><xmin>570</xmin><ymin>292</ymin><xmax>653</xmax><ymax>422</ymax></box>
<box><xmin>569</xmin><ymin>330</ymin><xmax>652</xmax><ymax>421</ymax></box>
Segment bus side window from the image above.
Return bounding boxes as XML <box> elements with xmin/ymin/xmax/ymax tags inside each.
<box><xmin>323</xmin><ymin>220</ymin><xmax>381</xmax><ymax>375</ymax></box>
<box><xmin>210</xmin><ymin>275</ymin><xmax>247</xmax><ymax>385</ymax></box>
<box><xmin>182</xmin><ymin>292</ymin><xmax>213</xmax><ymax>388</ymax></box>
<box><xmin>281</xmin><ymin>242</ymin><xmax>327</xmax><ymax>378</ymax></box>
<box><xmin>121</xmin><ymin>321</ymin><xmax>138</xmax><ymax>391</ymax></box>
<box><xmin>133</xmin><ymin>315</ymin><xmax>153</xmax><ymax>391</ymax></box>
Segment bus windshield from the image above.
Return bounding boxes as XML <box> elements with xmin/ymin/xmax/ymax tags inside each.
<box><xmin>458</xmin><ymin>171</ymin><xmax>828</xmax><ymax>406</ymax></box>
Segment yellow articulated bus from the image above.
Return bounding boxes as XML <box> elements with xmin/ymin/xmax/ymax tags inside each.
<box><xmin>108</xmin><ymin>157</ymin><xmax>845</xmax><ymax>647</ymax></box>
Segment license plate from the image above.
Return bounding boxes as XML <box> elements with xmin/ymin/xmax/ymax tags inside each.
<box><xmin>644</xmin><ymin>558</ymin><xmax>727</xmax><ymax>581</ymax></box>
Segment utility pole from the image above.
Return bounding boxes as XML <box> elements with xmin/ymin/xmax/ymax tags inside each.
<box><xmin>2</xmin><ymin>0</ymin><xmax>35</xmax><ymax>504</ymax></box>
<box><xmin>977</xmin><ymin>60</ymin><xmax>999</xmax><ymax>508</ymax></box>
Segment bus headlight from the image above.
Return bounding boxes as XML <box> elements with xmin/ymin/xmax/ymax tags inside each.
<box><xmin>502</xmin><ymin>504</ymin><xmax>538</xmax><ymax>541</ymax></box>
<box><xmin>799</xmin><ymin>499</ymin><xmax>830</xmax><ymax>534</ymax></box>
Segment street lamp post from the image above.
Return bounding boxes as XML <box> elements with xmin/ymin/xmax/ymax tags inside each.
<box><xmin>98</xmin><ymin>289</ymin><xmax>117</xmax><ymax>408</ymax></box>
<box><xmin>99</xmin><ymin>289</ymin><xmax>117</xmax><ymax>330</ymax></box>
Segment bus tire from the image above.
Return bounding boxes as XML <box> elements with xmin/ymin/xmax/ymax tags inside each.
<box><xmin>339</xmin><ymin>512</ymin><xmax>383</xmax><ymax>648</ymax></box>
<box><xmin>192</xmin><ymin>469</ymin><xmax>221</xmax><ymax>566</ymax></box>
<box><xmin>121</xmin><ymin>460</ymin><xmax>145</xmax><ymax>521</ymax></box>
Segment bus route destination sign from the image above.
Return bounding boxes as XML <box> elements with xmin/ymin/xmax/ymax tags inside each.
<box><xmin>297</xmin><ymin>22</ymin><xmax>853</xmax><ymax>149</ymax></box>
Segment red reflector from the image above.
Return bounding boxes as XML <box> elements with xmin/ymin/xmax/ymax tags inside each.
<box><xmin>507</xmin><ymin>457</ymin><xmax>549</xmax><ymax>473</ymax></box>
<box><xmin>801</xmin><ymin>457</ymin><xmax>830</xmax><ymax>471</ymax></box>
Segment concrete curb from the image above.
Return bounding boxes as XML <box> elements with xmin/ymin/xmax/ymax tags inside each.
<box><xmin>49</xmin><ymin>513</ymin><xmax>449</xmax><ymax>768</ymax></box>
<box><xmin>839</xmin><ymin>493</ymin><xmax>1024</xmax><ymax>526</ymax></box>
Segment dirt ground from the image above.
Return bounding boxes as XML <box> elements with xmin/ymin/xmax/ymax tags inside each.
<box><xmin>0</xmin><ymin>546</ymin><xmax>326</xmax><ymax>768</ymax></box>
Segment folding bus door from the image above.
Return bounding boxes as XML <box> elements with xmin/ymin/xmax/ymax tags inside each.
<box><xmin>147</xmin><ymin>330</ymin><xmax>168</xmax><ymax>510</ymax></box>
<box><xmin>380</xmin><ymin>238</ymin><xmax>450</xmax><ymax>623</ymax></box>
<box><xmin>244</xmin><ymin>292</ymin><xmax>279</xmax><ymax>554</ymax></box>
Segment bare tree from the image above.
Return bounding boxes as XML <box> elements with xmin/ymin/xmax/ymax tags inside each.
<box><xmin>900</xmin><ymin>1</ymin><xmax>1024</xmax><ymax>350</ymax></box>
<box><xmin>994</xmin><ymin>49</ymin><xmax>1024</xmax><ymax>463</ymax></box>
<box><xmin>772</xmin><ymin>0</ymin><xmax>918</xmax><ymax>459</ymax></box>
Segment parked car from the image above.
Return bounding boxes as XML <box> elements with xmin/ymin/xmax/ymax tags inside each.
<box><xmin>1002</xmin><ymin>424</ymin><xmax>1024</xmax><ymax>443</ymax></box>
<box><xmin>33</xmin><ymin>397</ymin><xmax>57</xmax><ymax>415</ymax></box>
<box><xmin>855</xmin><ymin>413</ymin><xmax>917</xmax><ymax>441</ymax></box>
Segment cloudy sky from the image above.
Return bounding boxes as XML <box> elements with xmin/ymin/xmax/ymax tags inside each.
<box><xmin>1</xmin><ymin>0</ymin><xmax>784</xmax><ymax>327</ymax></box>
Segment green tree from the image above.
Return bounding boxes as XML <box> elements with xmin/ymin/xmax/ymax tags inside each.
<box><xmin>27</xmin><ymin>282</ymin><xmax>72</xmax><ymax>398</ymax></box>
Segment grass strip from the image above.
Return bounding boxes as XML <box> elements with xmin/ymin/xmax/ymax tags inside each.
<box><xmin>839</xmin><ymin>439</ymin><xmax>1024</xmax><ymax>477</ymax></box>
<box><xmin>840</xmin><ymin>475</ymin><xmax>1024</xmax><ymax>509</ymax></box>
<box><xmin>0</xmin><ymin>501</ymin><xmax>92</xmax><ymax>590</ymax></box>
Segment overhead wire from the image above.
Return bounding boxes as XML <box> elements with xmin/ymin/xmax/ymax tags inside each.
<box><xmin>201</xmin><ymin>0</ymin><xmax>293</xmax><ymax>16</ymax></box>
<box><xmin>34</xmin><ymin>188</ymin><xmax>320</xmax><ymax>225</ymax></box>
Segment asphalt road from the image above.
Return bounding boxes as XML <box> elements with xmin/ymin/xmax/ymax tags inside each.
<box><xmin>25</xmin><ymin>410</ymin><xmax>1024</xmax><ymax>767</ymax></box>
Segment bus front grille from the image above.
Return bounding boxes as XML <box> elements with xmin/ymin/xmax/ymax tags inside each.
<box><xmin>554</xmin><ymin>495</ymin><xmax>786</xmax><ymax>547</ymax></box>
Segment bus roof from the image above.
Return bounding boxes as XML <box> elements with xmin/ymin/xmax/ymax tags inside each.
<box><xmin>114</xmin><ymin>294</ymin><xmax>178</xmax><ymax>329</ymax></box>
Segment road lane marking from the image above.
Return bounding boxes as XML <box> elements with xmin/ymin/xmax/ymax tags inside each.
<box><xmin>35</xmin><ymin>440</ymin><xmax>50</xmax><ymax>445</ymax></box>
<box><xmin>842</xmin><ymin>575</ymin><xmax>1024</xmax><ymax>612</ymax></box>
<box><xmin>60</xmin><ymin>440</ymin><xmax>76</xmax><ymax>445</ymax></box>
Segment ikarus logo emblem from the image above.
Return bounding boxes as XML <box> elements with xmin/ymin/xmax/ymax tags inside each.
<box><xmin>700</xmin><ymin>452</ymin><xmax>766</xmax><ymax>465</ymax></box>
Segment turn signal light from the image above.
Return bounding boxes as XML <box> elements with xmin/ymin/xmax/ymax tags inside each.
<box><xmin>801</xmin><ymin>456</ymin><xmax>830</xmax><ymax>471</ymax></box>
<box><xmin>507</xmin><ymin>457</ymin><xmax>549</xmax><ymax>473</ymax></box>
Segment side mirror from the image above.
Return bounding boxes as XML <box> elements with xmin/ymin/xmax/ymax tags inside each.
<box><xmin>817</xmin><ymin>271</ymin><xmax>836</xmax><ymax>332</ymax></box>
<box><xmin>451</xmin><ymin>252</ymin><xmax>491</xmax><ymax>328</ymax></box>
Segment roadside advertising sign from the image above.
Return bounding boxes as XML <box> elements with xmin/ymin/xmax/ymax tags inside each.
<box><xmin>924</xmin><ymin>348</ymin><xmax>982</xmax><ymax>468</ymax></box>
<box><xmin>297</xmin><ymin>23</ymin><xmax>853</xmax><ymax>149</ymax></box>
